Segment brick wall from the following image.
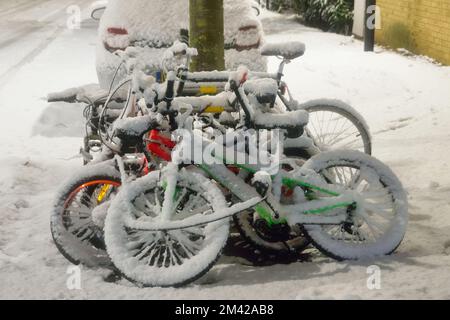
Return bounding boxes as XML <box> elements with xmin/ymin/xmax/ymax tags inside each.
<box><xmin>376</xmin><ymin>0</ymin><xmax>450</xmax><ymax>65</ymax></box>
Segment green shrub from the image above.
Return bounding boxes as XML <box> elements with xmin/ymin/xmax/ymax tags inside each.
<box><xmin>268</xmin><ymin>0</ymin><xmax>291</xmax><ymax>12</ymax></box>
<box><xmin>282</xmin><ymin>0</ymin><xmax>354</xmax><ymax>35</ymax></box>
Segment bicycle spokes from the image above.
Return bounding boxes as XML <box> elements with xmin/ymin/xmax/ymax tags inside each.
<box><xmin>307</xmin><ymin>110</ymin><xmax>366</xmax><ymax>152</ymax></box>
<box><xmin>318</xmin><ymin>165</ymin><xmax>395</xmax><ymax>243</ymax></box>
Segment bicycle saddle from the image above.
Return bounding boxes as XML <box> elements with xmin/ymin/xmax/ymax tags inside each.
<box><xmin>253</xmin><ymin>109</ymin><xmax>309</xmax><ymax>138</ymax></box>
<box><xmin>243</xmin><ymin>78</ymin><xmax>278</xmax><ymax>105</ymax></box>
<box><xmin>76</xmin><ymin>85</ymin><xmax>110</xmax><ymax>105</ymax></box>
<box><xmin>47</xmin><ymin>83</ymin><xmax>109</xmax><ymax>104</ymax></box>
<box><xmin>114</xmin><ymin>115</ymin><xmax>161</xmax><ymax>139</ymax></box>
<box><xmin>260</xmin><ymin>41</ymin><xmax>306</xmax><ymax>60</ymax></box>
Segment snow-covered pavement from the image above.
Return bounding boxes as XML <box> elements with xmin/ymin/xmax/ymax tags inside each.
<box><xmin>1</xmin><ymin>4</ymin><xmax>450</xmax><ymax>299</ymax></box>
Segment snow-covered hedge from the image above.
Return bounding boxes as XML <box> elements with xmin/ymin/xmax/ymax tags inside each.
<box><xmin>267</xmin><ymin>0</ymin><xmax>354</xmax><ymax>35</ymax></box>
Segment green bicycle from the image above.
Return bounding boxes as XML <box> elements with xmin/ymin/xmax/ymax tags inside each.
<box><xmin>103</xmin><ymin>72</ymin><xmax>408</xmax><ymax>287</ymax></box>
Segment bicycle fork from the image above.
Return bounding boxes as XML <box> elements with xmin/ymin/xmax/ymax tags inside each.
<box><xmin>160</xmin><ymin>162</ymin><xmax>179</xmax><ymax>222</ymax></box>
<box><xmin>199</xmin><ymin>163</ymin><xmax>281</xmax><ymax>223</ymax></box>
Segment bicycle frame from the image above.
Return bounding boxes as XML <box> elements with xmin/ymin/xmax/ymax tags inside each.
<box><xmin>147</xmin><ymin>129</ymin><xmax>176</xmax><ymax>161</ymax></box>
<box><xmin>180</xmin><ymin>58</ymin><xmax>288</xmax><ymax>89</ymax></box>
<box><xmin>106</xmin><ymin>63</ymin><xmax>355</xmax><ymax>232</ymax></box>
<box><xmin>134</xmin><ymin>128</ymin><xmax>357</xmax><ymax>232</ymax></box>
<box><xmin>177</xmin><ymin>58</ymin><xmax>294</xmax><ymax>108</ymax></box>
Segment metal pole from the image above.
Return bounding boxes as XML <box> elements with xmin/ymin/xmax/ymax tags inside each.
<box><xmin>364</xmin><ymin>0</ymin><xmax>376</xmax><ymax>51</ymax></box>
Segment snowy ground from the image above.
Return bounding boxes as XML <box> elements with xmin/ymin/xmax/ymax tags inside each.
<box><xmin>1</xmin><ymin>3</ymin><xmax>450</xmax><ymax>299</ymax></box>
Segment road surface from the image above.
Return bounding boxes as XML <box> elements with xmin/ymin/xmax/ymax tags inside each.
<box><xmin>0</xmin><ymin>0</ymin><xmax>96</xmax><ymax>86</ymax></box>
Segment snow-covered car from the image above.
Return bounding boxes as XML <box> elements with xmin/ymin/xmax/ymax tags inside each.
<box><xmin>96</xmin><ymin>0</ymin><xmax>267</xmax><ymax>90</ymax></box>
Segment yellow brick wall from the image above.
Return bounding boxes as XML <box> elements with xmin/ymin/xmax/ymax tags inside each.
<box><xmin>375</xmin><ymin>0</ymin><xmax>450</xmax><ymax>65</ymax></box>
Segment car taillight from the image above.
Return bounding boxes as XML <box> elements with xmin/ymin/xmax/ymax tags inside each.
<box><xmin>107</xmin><ymin>27</ymin><xmax>128</xmax><ymax>35</ymax></box>
<box><xmin>235</xmin><ymin>24</ymin><xmax>260</xmax><ymax>51</ymax></box>
<box><xmin>239</xmin><ymin>25</ymin><xmax>257</xmax><ymax>32</ymax></box>
<box><xmin>104</xmin><ymin>27</ymin><xmax>130</xmax><ymax>52</ymax></box>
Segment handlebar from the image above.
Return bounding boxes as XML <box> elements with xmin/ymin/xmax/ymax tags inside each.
<box><xmin>157</xmin><ymin>71</ymin><xmax>177</xmax><ymax>130</ymax></box>
<box><xmin>164</xmin><ymin>71</ymin><xmax>176</xmax><ymax>104</ymax></box>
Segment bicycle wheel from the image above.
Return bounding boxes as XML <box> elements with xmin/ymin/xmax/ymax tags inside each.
<box><xmin>300</xmin><ymin>150</ymin><xmax>408</xmax><ymax>260</ymax></box>
<box><xmin>298</xmin><ymin>99</ymin><xmax>372</xmax><ymax>155</ymax></box>
<box><xmin>104</xmin><ymin>170</ymin><xmax>230</xmax><ymax>287</ymax></box>
<box><xmin>51</xmin><ymin>163</ymin><xmax>121</xmax><ymax>267</ymax></box>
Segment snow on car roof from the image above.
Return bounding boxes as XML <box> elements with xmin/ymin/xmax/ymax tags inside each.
<box><xmin>100</xmin><ymin>0</ymin><xmax>261</xmax><ymax>45</ymax></box>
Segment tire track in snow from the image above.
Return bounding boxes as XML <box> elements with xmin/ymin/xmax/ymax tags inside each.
<box><xmin>0</xmin><ymin>27</ymin><xmax>64</xmax><ymax>89</ymax></box>
<box><xmin>0</xmin><ymin>0</ymin><xmax>53</xmax><ymax>19</ymax></box>
<box><xmin>0</xmin><ymin>0</ymin><xmax>96</xmax><ymax>88</ymax></box>
<box><xmin>36</xmin><ymin>0</ymin><xmax>97</xmax><ymax>24</ymax></box>
<box><xmin>0</xmin><ymin>0</ymin><xmax>31</xmax><ymax>12</ymax></box>
<box><xmin>0</xmin><ymin>22</ymin><xmax>48</xmax><ymax>49</ymax></box>
<box><xmin>36</xmin><ymin>0</ymin><xmax>94</xmax><ymax>24</ymax></box>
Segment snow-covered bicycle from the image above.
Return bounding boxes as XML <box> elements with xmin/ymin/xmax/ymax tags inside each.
<box><xmin>50</xmin><ymin>43</ymin><xmax>374</xmax><ymax>266</ymax></box>
<box><xmin>178</xmin><ymin>41</ymin><xmax>372</xmax><ymax>154</ymax></box>
<box><xmin>103</xmin><ymin>70</ymin><xmax>408</xmax><ymax>287</ymax></box>
<box><xmin>49</xmin><ymin>67</ymin><xmax>314</xmax><ymax>267</ymax></box>
<box><xmin>50</xmin><ymin>112</ymin><xmax>170</xmax><ymax>267</ymax></box>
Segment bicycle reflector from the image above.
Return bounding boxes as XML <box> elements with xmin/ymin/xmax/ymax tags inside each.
<box><xmin>236</xmin><ymin>65</ymin><xmax>249</xmax><ymax>85</ymax></box>
<box><xmin>229</xmin><ymin>66</ymin><xmax>249</xmax><ymax>88</ymax></box>
<box><xmin>240</xmin><ymin>71</ymin><xmax>249</xmax><ymax>85</ymax></box>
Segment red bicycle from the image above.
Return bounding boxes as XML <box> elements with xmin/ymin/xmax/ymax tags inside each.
<box><xmin>50</xmin><ymin>79</ymin><xmax>179</xmax><ymax>267</ymax></box>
